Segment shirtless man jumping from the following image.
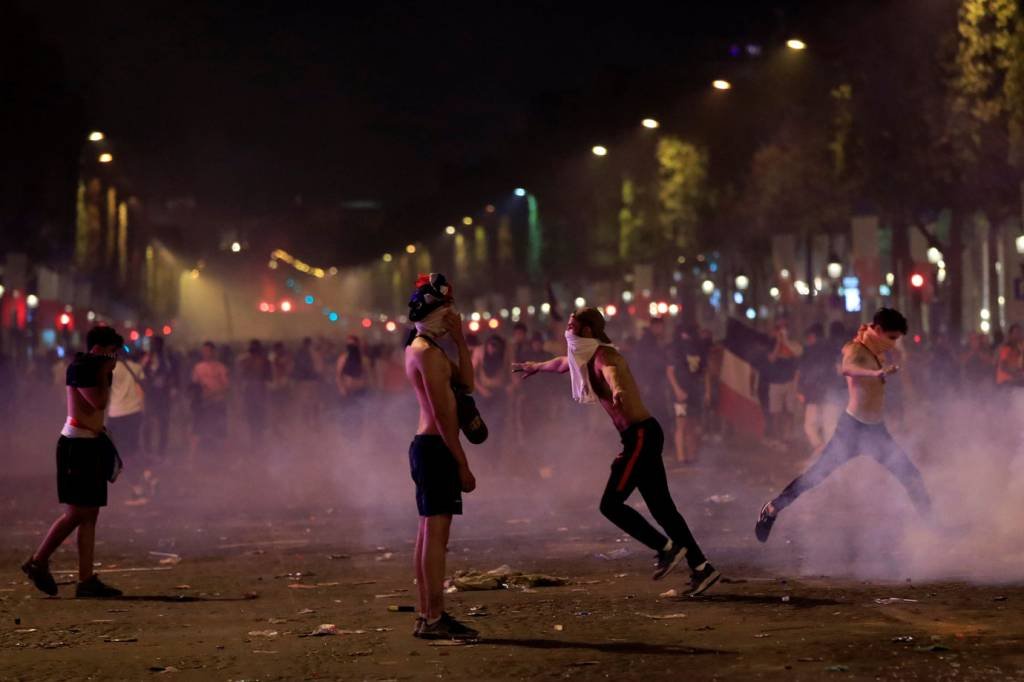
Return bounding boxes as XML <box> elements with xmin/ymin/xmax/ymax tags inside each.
<box><xmin>514</xmin><ymin>308</ymin><xmax>720</xmax><ymax>597</ymax></box>
<box><xmin>755</xmin><ymin>307</ymin><xmax>932</xmax><ymax>542</ymax></box>
<box><xmin>404</xmin><ymin>273</ymin><xmax>479</xmax><ymax>640</ymax></box>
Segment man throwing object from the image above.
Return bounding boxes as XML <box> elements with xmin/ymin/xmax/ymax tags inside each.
<box><xmin>514</xmin><ymin>308</ymin><xmax>720</xmax><ymax>597</ymax></box>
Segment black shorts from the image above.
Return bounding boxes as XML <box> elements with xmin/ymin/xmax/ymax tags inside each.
<box><xmin>409</xmin><ymin>435</ymin><xmax>462</xmax><ymax>517</ymax></box>
<box><xmin>56</xmin><ymin>435</ymin><xmax>118</xmax><ymax>507</ymax></box>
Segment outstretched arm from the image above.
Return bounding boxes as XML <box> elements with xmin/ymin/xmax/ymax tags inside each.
<box><xmin>512</xmin><ymin>356</ymin><xmax>569</xmax><ymax>377</ymax></box>
<box><xmin>842</xmin><ymin>345</ymin><xmax>896</xmax><ymax>378</ymax></box>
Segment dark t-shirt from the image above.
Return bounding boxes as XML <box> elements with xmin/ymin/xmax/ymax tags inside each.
<box><xmin>669</xmin><ymin>339</ymin><xmax>707</xmax><ymax>404</ymax></box>
<box><xmin>66</xmin><ymin>352</ymin><xmax>113</xmax><ymax>388</ymax></box>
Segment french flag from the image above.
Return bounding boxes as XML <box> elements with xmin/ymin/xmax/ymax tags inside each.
<box><xmin>718</xmin><ymin>318</ymin><xmax>773</xmax><ymax>437</ymax></box>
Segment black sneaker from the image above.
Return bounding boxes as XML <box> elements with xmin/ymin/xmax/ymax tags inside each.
<box><xmin>75</xmin><ymin>575</ymin><xmax>123</xmax><ymax>598</ymax></box>
<box><xmin>652</xmin><ymin>544</ymin><xmax>688</xmax><ymax>581</ymax></box>
<box><xmin>755</xmin><ymin>502</ymin><xmax>777</xmax><ymax>543</ymax></box>
<box><xmin>21</xmin><ymin>559</ymin><xmax>58</xmax><ymax>596</ymax></box>
<box><xmin>416</xmin><ymin>612</ymin><xmax>479</xmax><ymax>640</ymax></box>
<box><xmin>688</xmin><ymin>562</ymin><xmax>721</xmax><ymax>597</ymax></box>
<box><xmin>412</xmin><ymin>616</ymin><xmax>425</xmax><ymax>637</ymax></box>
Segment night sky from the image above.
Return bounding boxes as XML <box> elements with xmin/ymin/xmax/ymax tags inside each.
<box><xmin>9</xmin><ymin>0</ymin><xmax>844</xmax><ymax>259</ymax></box>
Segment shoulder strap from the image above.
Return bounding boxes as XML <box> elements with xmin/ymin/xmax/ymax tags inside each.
<box><xmin>854</xmin><ymin>341</ymin><xmax>883</xmax><ymax>369</ymax></box>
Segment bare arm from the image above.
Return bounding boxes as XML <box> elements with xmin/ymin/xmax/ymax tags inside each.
<box><xmin>513</xmin><ymin>356</ymin><xmax>569</xmax><ymax>376</ymax></box>
<box><xmin>421</xmin><ymin>349</ymin><xmax>469</xmax><ymax>470</ymax></box>
<box><xmin>665</xmin><ymin>364</ymin><xmax>686</xmax><ymax>401</ymax></box>
<box><xmin>599</xmin><ymin>351</ymin><xmax>627</xmax><ymax>406</ymax></box>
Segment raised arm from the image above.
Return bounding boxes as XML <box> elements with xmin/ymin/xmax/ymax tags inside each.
<box><xmin>421</xmin><ymin>348</ymin><xmax>475</xmax><ymax>492</ymax></box>
<box><xmin>443</xmin><ymin>310</ymin><xmax>474</xmax><ymax>393</ymax></box>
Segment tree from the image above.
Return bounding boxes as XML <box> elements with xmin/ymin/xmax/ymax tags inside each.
<box><xmin>655</xmin><ymin>136</ymin><xmax>708</xmax><ymax>255</ymax></box>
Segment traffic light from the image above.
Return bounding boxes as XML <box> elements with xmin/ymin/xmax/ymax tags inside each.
<box><xmin>909</xmin><ymin>273</ymin><xmax>925</xmax><ymax>289</ymax></box>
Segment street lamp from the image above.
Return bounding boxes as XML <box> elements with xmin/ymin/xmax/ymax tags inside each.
<box><xmin>98</xmin><ymin>153</ymin><xmax>113</xmax><ymax>163</ymax></box>
<box><xmin>445</xmin><ymin>225</ymin><xmax>456</xmax><ymax>235</ymax></box>
<box><xmin>592</xmin><ymin>145</ymin><xmax>608</xmax><ymax>157</ymax></box>
<box><xmin>462</xmin><ymin>216</ymin><xmax>473</xmax><ymax>225</ymax></box>
<box><xmin>641</xmin><ymin>118</ymin><xmax>659</xmax><ymax>129</ymax></box>
<box><xmin>26</xmin><ymin>294</ymin><xmax>39</xmax><ymax>309</ymax></box>
<box><xmin>231</xmin><ymin>241</ymin><xmax>241</xmax><ymax>253</ymax></box>
<box><xmin>514</xmin><ymin>187</ymin><xmax>527</xmax><ymax>197</ymax></box>
<box><xmin>786</xmin><ymin>39</ymin><xmax>807</xmax><ymax>50</ymax></box>
<box><xmin>712</xmin><ymin>79</ymin><xmax>732</xmax><ymax>90</ymax></box>
<box><xmin>406</xmin><ymin>244</ymin><xmax>417</xmax><ymax>254</ymax></box>
<box><xmin>735</xmin><ymin>274</ymin><xmax>750</xmax><ymax>290</ymax></box>
<box><xmin>88</xmin><ymin>131</ymin><xmax>105</xmax><ymax>142</ymax></box>
<box><xmin>382</xmin><ymin>253</ymin><xmax>393</xmax><ymax>263</ymax></box>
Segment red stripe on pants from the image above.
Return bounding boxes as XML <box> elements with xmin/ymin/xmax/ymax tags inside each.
<box><xmin>616</xmin><ymin>428</ymin><xmax>645</xmax><ymax>492</ymax></box>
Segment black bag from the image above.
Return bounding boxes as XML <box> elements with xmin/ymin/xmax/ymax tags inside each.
<box><xmin>454</xmin><ymin>386</ymin><xmax>488</xmax><ymax>445</ymax></box>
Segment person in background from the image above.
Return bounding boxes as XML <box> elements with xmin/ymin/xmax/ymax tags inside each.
<box><xmin>22</xmin><ymin>326</ymin><xmax>125</xmax><ymax>598</ymax></box>
<box><xmin>336</xmin><ymin>335</ymin><xmax>370</xmax><ymax>399</ymax></box>
<box><xmin>666</xmin><ymin>325</ymin><xmax>708</xmax><ymax>464</ymax></box>
<box><xmin>108</xmin><ymin>349</ymin><xmax>149</xmax><ymax>500</ymax></box>
<box><xmin>237</xmin><ymin>340</ymin><xmax>272</xmax><ymax>447</ymax></box>
<box><xmin>632</xmin><ymin>317</ymin><xmax>673</xmax><ymax>432</ymax></box>
<box><xmin>292</xmin><ymin>337</ymin><xmax>322</xmax><ymax>431</ymax></box>
<box><xmin>996</xmin><ymin>323</ymin><xmax>1023</xmax><ymax>388</ymax></box>
<box><xmin>764</xmin><ymin>318</ymin><xmax>803</xmax><ymax>447</ymax></box>
<box><xmin>474</xmin><ymin>334</ymin><xmax>511</xmax><ymax>447</ymax></box>
<box><xmin>269</xmin><ymin>341</ymin><xmax>293</xmax><ymax>436</ymax></box>
<box><xmin>796</xmin><ymin>322</ymin><xmax>840</xmax><ymax>453</ymax></box>
<box><xmin>141</xmin><ymin>336</ymin><xmax>177</xmax><ymax>459</ymax></box>
<box><xmin>191</xmin><ymin>341</ymin><xmax>230</xmax><ymax>452</ymax></box>
<box><xmin>960</xmin><ymin>332</ymin><xmax>995</xmax><ymax>392</ymax></box>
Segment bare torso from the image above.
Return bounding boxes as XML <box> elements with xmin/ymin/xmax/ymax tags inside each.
<box><xmin>589</xmin><ymin>347</ymin><xmax>652</xmax><ymax>432</ymax></box>
<box><xmin>66</xmin><ymin>358</ymin><xmax>114</xmax><ymax>432</ymax></box>
<box><xmin>405</xmin><ymin>338</ymin><xmax>454</xmax><ymax>436</ymax></box>
<box><xmin>844</xmin><ymin>343</ymin><xmax>886</xmax><ymax>423</ymax></box>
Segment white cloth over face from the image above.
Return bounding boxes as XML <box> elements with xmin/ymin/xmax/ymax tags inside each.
<box><xmin>414</xmin><ymin>305</ymin><xmax>451</xmax><ymax>340</ymax></box>
<box><xmin>565</xmin><ymin>331</ymin><xmax>616</xmax><ymax>404</ymax></box>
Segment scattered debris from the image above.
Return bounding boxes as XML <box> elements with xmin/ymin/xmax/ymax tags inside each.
<box><xmin>174</xmin><ymin>585</ymin><xmax>191</xmax><ymax>590</ymax></box>
<box><xmin>659</xmin><ymin>589</ymin><xmax>679</xmax><ymax>599</ymax></box>
<box><xmin>375</xmin><ymin>592</ymin><xmax>407</xmax><ymax>599</ymax></box>
<box><xmin>916</xmin><ymin>644</ymin><xmax>951</xmax><ymax>653</ymax></box>
<box><xmin>429</xmin><ymin>639</ymin><xmax>470</xmax><ymax>647</ymax></box>
<box><xmin>467</xmin><ymin>606</ymin><xmax>489</xmax><ymax>618</ymax></box>
<box><xmin>993</xmin><ymin>596</ymin><xmax>1007</xmax><ymax>602</ymax></box>
<box><xmin>328</xmin><ymin>554</ymin><xmax>350</xmax><ymax>560</ymax></box>
<box><xmin>824</xmin><ymin>665</ymin><xmax>850</xmax><ymax>673</ymax></box>
<box><xmin>277</xmin><ymin>571</ymin><xmax>315</xmax><ymax>580</ymax></box>
<box><xmin>297</xmin><ymin>608</ymin><xmax>316</xmax><ymax>615</ymax></box>
<box><xmin>797</xmin><ymin>657</ymin><xmax>823</xmax><ymax>663</ymax></box>
<box><xmin>149</xmin><ymin>666</ymin><xmax>180</xmax><ymax>674</ymax></box>
<box><xmin>567</xmin><ymin>661</ymin><xmax>600</xmax><ymax>667</ymax></box>
<box><xmin>754</xmin><ymin>633</ymin><xmax>771</xmax><ymax>638</ymax></box>
<box><xmin>892</xmin><ymin>635</ymin><xmax>915</xmax><ymax>643</ymax></box>
<box><xmin>704</xmin><ymin>494</ymin><xmax>735</xmax><ymax>504</ymax></box>
<box><xmin>574</xmin><ymin>611</ymin><xmax>591</xmax><ymax>617</ymax></box>
<box><xmin>781</xmin><ymin>596</ymin><xmax>791</xmax><ymax>603</ymax></box>
<box><xmin>247</xmin><ymin>630</ymin><xmax>279</xmax><ymax>638</ymax></box>
<box><xmin>104</xmin><ymin>637</ymin><xmax>138</xmax><ymax>643</ymax></box>
<box><xmin>448</xmin><ymin>567</ymin><xmax>568</xmax><ymax>592</ymax></box>
<box><xmin>640</xmin><ymin>613</ymin><xmax>687</xmax><ymax>620</ymax></box>
<box><xmin>387</xmin><ymin>605</ymin><xmax>416</xmax><ymax>613</ymax></box>
<box><xmin>375</xmin><ymin>553</ymin><xmax>394</xmax><ymax>562</ymax></box>
<box><xmin>874</xmin><ymin>597</ymin><xmax>918</xmax><ymax>605</ymax></box>
<box><xmin>553</xmin><ymin>624</ymin><xmax>564</xmax><ymax>632</ymax></box>
<box><xmin>14</xmin><ymin>628</ymin><xmax>37</xmax><ymax>634</ymax></box>
<box><xmin>14</xmin><ymin>618</ymin><xmax>21</xmax><ymax>625</ymax></box>
<box><xmin>614</xmin><ymin>573</ymin><xmax>628</xmax><ymax>578</ymax></box>
<box><xmin>288</xmin><ymin>584</ymin><xmax>318</xmax><ymax>590</ymax></box>
<box><xmin>595</xmin><ymin>548</ymin><xmax>632</xmax><ymax>560</ymax></box>
<box><xmin>268</xmin><ymin>618</ymin><xmax>288</xmax><ymax>625</ymax></box>
<box><xmin>149</xmin><ymin>551</ymin><xmax>181</xmax><ymax>566</ymax></box>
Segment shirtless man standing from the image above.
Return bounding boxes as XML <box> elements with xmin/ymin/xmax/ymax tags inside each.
<box><xmin>514</xmin><ymin>308</ymin><xmax>720</xmax><ymax>597</ymax></box>
<box><xmin>404</xmin><ymin>273</ymin><xmax>479</xmax><ymax>640</ymax></box>
<box><xmin>22</xmin><ymin>326</ymin><xmax>125</xmax><ymax>598</ymax></box>
<box><xmin>755</xmin><ymin>308</ymin><xmax>932</xmax><ymax>542</ymax></box>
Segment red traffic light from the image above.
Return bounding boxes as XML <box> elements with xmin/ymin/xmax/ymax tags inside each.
<box><xmin>58</xmin><ymin>313</ymin><xmax>72</xmax><ymax>327</ymax></box>
<box><xmin>910</xmin><ymin>273</ymin><xmax>925</xmax><ymax>288</ymax></box>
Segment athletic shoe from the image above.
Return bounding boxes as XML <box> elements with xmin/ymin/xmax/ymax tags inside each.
<box><xmin>416</xmin><ymin>612</ymin><xmax>479</xmax><ymax>640</ymax></box>
<box><xmin>688</xmin><ymin>562</ymin><xmax>721</xmax><ymax>597</ymax></box>
<box><xmin>755</xmin><ymin>502</ymin><xmax>777</xmax><ymax>543</ymax></box>
<box><xmin>412</xmin><ymin>616</ymin><xmax>425</xmax><ymax>637</ymax></box>
<box><xmin>21</xmin><ymin>559</ymin><xmax>58</xmax><ymax>596</ymax></box>
<box><xmin>652</xmin><ymin>544</ymin><xmax>688</xmax><ymax>581</ymax></box>
<box><xmin>75</xmin><ymin>575</ymin><xmax>123</xmax><ymax>598</ymax></box>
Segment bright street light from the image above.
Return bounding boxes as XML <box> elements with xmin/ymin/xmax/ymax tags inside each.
<box><xmin>88</xmin><ymin>131</ymin><xmax>105</xmax><ymax>142</ymax></box>
<box><xmin>382</xmin><ymin>253</ymin><xmax>393</xmax><ymax>263</ymax></box>
<box><xmin>712</xmin><ymin>79</ymin><xmax>732</xmax><ymax>90</ymax></box>
<box><xmin>406</xmin><ymin>244</ymin><xmax>417</xmax><ymax>254</ymax></box>
<box><xmin>98</xmin><ymin>153</ymin><xmax>113</xmax><ymax>163</ymax></box>
<box><xmin>445</xmin><ymin>225</ymin><xmax>456</xmax><ymax>235</ymax></box>
<box><xmin>786</xmin><ymin>39</ymin><xmax>807</xmax><ymax>50</ymax></box>
<box><xmin>592</xmin><ymin>145</ymin><xmax>608</xmax><ymax>157</ymax></box>
<box><xmin>514</xmin><ymin>188</ymin><xmax>527</xmax><ymax>197</ymax></box>
<box><xmin>642</xmin><ymin>118</ymin><xmax>659</xmax><ymax>129</ymax></box>
<box><xmin>230</xmin><ymin>241</ymin><xmax>241</xmax><ymax>253</ymax></box>
<box><xmin>462</xmin><ymin>216</ymin><xmax>473</xmax><ymax>225</ymax></box>
<box><xmin>26</xmin><ymin>294</ymin><xmax>39</xmax><ymax>309</ymax></box>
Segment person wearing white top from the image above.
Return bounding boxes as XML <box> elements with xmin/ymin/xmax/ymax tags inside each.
<box><xmin>108</xmin><ymin>356</ymin><xmax>145</xmax><ymax>466</ymax></box>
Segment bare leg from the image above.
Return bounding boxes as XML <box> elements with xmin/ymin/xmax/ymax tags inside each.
<box><xmin>673</xmin><ymin>415</ymin><xmax>686</xmax><ymax>462</ymax></box>
<box><xmin>32</xmin><ymin>506</ymin><xmax>88</xmax><ymax>564</ymax></box>
<box><xmin>76</xmin><ymin>508</ymin><xmax>100</xmax><ymax>581</ymax></box>
<box><xmin>414</xmin><ymin>517</ymin><xmax>428</xmax><ymax>616</ymax></box>
<box><xmin>685</xmin><ymin>420</ymin><xmax>701</xmax><ymax>463</ymax></box>
<box><xmin>422</xmin><ymin>515</ymin><xmax>452</xmax><ymax>620</ymax></box>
